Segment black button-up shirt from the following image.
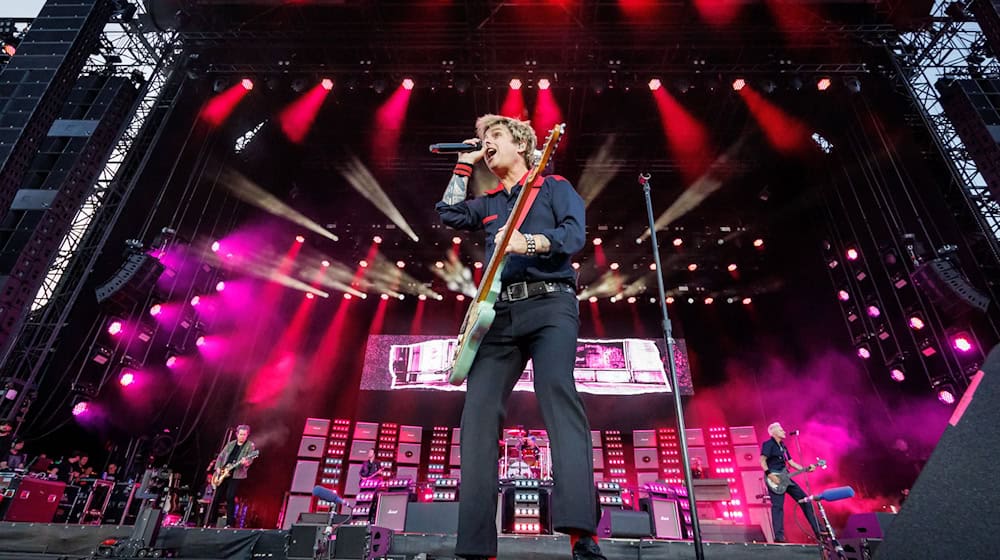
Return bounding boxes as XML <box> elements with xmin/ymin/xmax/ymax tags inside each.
<box><xmin>435</xmin><ymin>174</ymin><xmax>586</xmax><ymax>286</ymax></box>
<box><xmin>761</xmin><ymin>438</ymin><xmax>791</xmax><ymax>474</ymax></box>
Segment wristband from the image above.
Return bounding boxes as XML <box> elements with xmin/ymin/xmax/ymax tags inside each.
<box><xmin>524</xmin><ymin>233</ymin><xmax>536</xmax><ymax>256</ymax></box>
<box><xmin>453</xmin><ymin>162</ymin><xmax>473</xmax><ymax>177</ymax></box>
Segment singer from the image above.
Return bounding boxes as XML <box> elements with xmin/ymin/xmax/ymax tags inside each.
<box><xmin>435</xmin><ymin>115</ymin><xmax>603</xmax><ymax>560</ymax></box>
<box><xmin>760</xmin><ymin>422</ymin><xmax>822</xmax><ymax>542</ymax></box>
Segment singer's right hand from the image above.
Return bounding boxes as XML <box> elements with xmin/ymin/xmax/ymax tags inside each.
<box><xmin>457</xmin><ymin>138</ymin><xmax>486</xmax><ymax>165</ymax></box>
<box><xmin>767</xmin><ymin>474</ymin><xmax>780</xmax><ymax>485</ymax></box>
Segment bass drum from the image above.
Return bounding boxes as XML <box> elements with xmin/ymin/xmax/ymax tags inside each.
<box><xmin>506</xmin><ymin>461</ymin><xmax>533</xmax><ymax>479</ymax></box>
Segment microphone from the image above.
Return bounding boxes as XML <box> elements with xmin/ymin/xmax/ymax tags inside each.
<box><xmin>788</xmin><ymin>430</ymin><xmax>800</xmax><ymax>436</ymax></box>
<box><xmin>798</xmin><ymin>486</ymin><xmax>855</xmax><ymax>504</ymax></box>
<box><xmin>312</xmin><ymin>485</ymin><xmax>344</xmax><ymax>505</ymax></box>
<box><xmin>429</xmin><ymin>140</ymin><xmax>482</xmax><ymax>154</ymax></box>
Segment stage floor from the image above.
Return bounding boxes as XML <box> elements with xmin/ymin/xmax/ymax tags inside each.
<box><xmin>0</xmin><ymin>522</ymin><xmax>821</xmax><ymax>560</ymax></box>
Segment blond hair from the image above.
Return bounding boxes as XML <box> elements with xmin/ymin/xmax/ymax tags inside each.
<box><xmin>475</xmin><ymin>114</ymin><xmax>538</xmax><ymax>168</ymax></box>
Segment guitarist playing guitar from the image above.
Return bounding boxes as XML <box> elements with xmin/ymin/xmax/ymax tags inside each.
<box><xmin>208</xmin><ymin>424</ymin><xmax>257</xmax><ymax>527</ymax></box>
<box><xmin>760</xmin><ymin>422</ymin><xmax>823</xmax><ymax>543</ymax></box>
<box><xmin>436</xmin><ymin>114</ymin><xmax>605</xmax><ymax>560</ymax></box>
<box><xmin>359</xmin><ymin>449</ymin><xmax>383</xmax><ymax>483</ymax></box>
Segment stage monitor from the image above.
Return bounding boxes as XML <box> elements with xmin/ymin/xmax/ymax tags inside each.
<box><xmin>360</xmin><ymin>335</ymin><xmax>693</xmax><ymax>395</ymax></box>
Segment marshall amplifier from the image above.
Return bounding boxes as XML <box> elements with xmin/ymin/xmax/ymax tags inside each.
<box><xmin>373</xmin><ymin>491</ymin><xmax>411</xmax><ymax>532</ymax></box>
<box><xmin>0</xmin><ymin>475</ymin><xmax>65</xmax><ymax>522</ymax></box>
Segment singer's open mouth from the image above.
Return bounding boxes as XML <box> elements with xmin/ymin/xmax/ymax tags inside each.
<box><xmin>485</xmin><ymin>147</ymin><xmax>497</xmax><ymax>161</ymax></box>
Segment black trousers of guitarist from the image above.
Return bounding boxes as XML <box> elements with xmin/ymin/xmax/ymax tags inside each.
<box><xmin>768</xmin><ymin>481</ymin><xmax>821</xmax><ymax>542</ymax></box>
<box><xmin>457</xmin><ymin>289</ymin><xmax>597</xmax><ymax>557</ymax></box>
<box><xmin>208</xmin><ymin>477</ymin><xmax>241</xmax><ymax>527</ymax></box>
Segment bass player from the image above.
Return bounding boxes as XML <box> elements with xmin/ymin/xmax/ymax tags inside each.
<box><xmin>760</xmin><ymin>422</ymin><xmax>821</xmax><ymax>542</ymax></box>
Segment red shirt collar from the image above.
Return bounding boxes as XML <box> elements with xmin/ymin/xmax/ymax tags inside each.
<box><xmin>485</xmin><ymin>170</ymin><xmax>539</xmax><ymax>195</ymax></box>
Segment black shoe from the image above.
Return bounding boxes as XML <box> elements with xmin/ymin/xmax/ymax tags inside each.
<box><xmin>573</xmin><ymin>536</ymin><xmax>607</xmax><ymax>560</ymax></box>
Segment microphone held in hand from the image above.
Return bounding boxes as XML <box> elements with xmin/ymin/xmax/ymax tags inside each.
<box><xmin>312</xmin><ymin>485</ymin><xmax>344</xmax><ymax>505</ymax></box>
<box><xmin>798</xmin><ymin>486</ymin><xmax>855</xmax><ymax>504</ymax></box>
<box><xmin>788</xmin><ymin>430</ymin><xmax>800</xmax><ymax>435</ymax></box>
<box><xmin>429</xmin><ymin>140</ymin><xmax>482</xmax><ymax>154</ymax></box>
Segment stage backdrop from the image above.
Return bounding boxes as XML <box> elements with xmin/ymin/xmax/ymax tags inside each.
<box><xmin>359</xmin><ymin>334</ymin><xmax>694</xmax><ymax>395</ymax></box>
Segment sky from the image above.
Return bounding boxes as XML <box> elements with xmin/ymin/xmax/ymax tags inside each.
<box><xmin>0</xmin><ymin>1</ymin><xmax>45</xmax><ymax>18</ymax></box>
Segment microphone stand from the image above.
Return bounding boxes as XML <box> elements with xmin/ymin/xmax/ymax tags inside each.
<box><xmin>639</xmin><ymin>173</ymin><xmax>704</xmax><ymax>560</ymax></box>
<box><xmin>793</xmin><ymin>431</ymin><xmax>813</xmax><ymax>495</ymax></box>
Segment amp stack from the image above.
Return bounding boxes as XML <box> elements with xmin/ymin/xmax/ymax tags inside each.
<box><xmin>501</xmin><ymin>479</ymin><xmax>551</xmax><ymax>535</ymax></box>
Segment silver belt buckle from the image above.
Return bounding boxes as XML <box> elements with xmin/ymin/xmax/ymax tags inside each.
<box><xmin>506</xmin><ymin>282</ymin><xmax>529</xmax><ymax>301</ymax></box>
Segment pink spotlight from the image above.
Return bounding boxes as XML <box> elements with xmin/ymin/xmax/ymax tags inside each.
<box><xmin>753</xmin><ymin>238</ymin><xmax>764</xmax><ymax>248</ymax></box>
<box><xmin>474</xmin><ymin>261</ymin><xmax>483</xmax><ymax>269</ymax></box>
<box><xmin>241</xmin><ymin>78</ymin><xmax>254</xmax><ymax>91</ymax></box>
<box><xmin>953</xmin><ymin>335</ymin><xmax>973</xmax><ymax>352</ymax></box>
<box><xmin>732</xmin><ymin>78</ymin><xmax>746</xmax><ymax>91</ymax></box>
<box><xmin>538</xmin><ymin>78</ymin><xmax>551</xmax><ymax>90</ymax></box>
<box><xmin>215</xmin><ymin>281</ymin><xmax>226</xmax><ymax>292</ymax></box>
<box><xmin>588</xmin><ymin>296</ymin><xmax>598</xmax><ymax>303</ymax></box>
<box><xmin>687</xmin><ymin>263</ymin><xmax>698</xmax><ymax>271</ymax></box>
<box><xmin>295</xmin><ymin>235</ymin><xmax>305</xmax><ymax>243</ymax></box>
<box><xmin>938</xmin><ymin>389</ymin><xmax>956</xmax><ymax>405</ymax></box>
<box><xmin>857</xmin><ymin>346</ymin><xmax>871</xmax><ymax>359</ymax></box>
<box><xmin>889</xmin><ymin>368</ymin><xmax>906</xmax><ymax>382</ymax></box>
<box><xmin>149</xmin><ymin>304</ymin><xmax>162</xmax><ymax>317</ymax></box>
<box><xmin>373</xmin><ymin>235</ymin><xmax>383</xmax><ymax>244</ymax></box>
<box><xmin>452</xmin><ymin>236</ymin><xmax>462</xmax><ymax>244</ymax></box>
<box><xmin>108</xmin><ymin>320</ymin><xmax>123</xmax><ymax>336</ymax></box>
<box><xmin>866</xmin><ymin>305</ymin><xmax>881</xmax><ymax>318</ymax></box>
<box><xmin>306</xmin><ymin>293</ymin><xmax>315</xmax><ymax>300</ymax></box>
<box><xmin>396</xmin><ymin>260</ymin><xmax>406</xmax><ymax>269</ymax></box>
<box><xmin>672</xmin><ymin>238</ymin><xmax>683</xmax><ymax>247</ymax></box>
<box><xmin>648</xmin><ymin>78</ymin><xmax>662</xmax><ymax>91</ymax></box>
<box><xmin>908</xmin><ymin>315</ymin><xmax>926</xmax><ymax>330</ymax></box>
<box><xmin>402</xmin><ymin>78</ymin><xmax>415</xmax><ymax>90</ymax></box>
<box><xmin>837</xmin><ymin>290</ymin><xmax>850</xmax><ymax>301</ymax></box>
<box><xmin>817</xmin><ymin>77</ymin><xmax>832</xmax><ymax>91</ymax></box>
<box><xmin>72</xmin><ymin>401</ymin><xmax>89</xmax><ymax>416</ymax></box>
<box><xmin>509</xmin><ymin>78</ymin><xmax>522</xmax><ymax>90</ymax></box>
<box><xmin>727</xmin><ymin>263</ymin><xmax>738</xmax><ymax>272</ymax></box>
<box><xmin>742</xmin><ymin>297</ymin><xmax>752</xmax><ymax>305</ymax></box>
<box><xmin>211</xmin><ymin>241</ymin><xmax>221</xmax><ymax>253</ymax></box>
<box><xmin>343</xmin><ymin>293</ymin><xmax>353</xmax><ymax>300</ymax></box>
<box><xmin>321</xmin><ymin>78</ymin><xmax>334</xmax><ymax>91</ymax></box>
<box><xmin>119</xmin><ymin>371</ymin><xmax>135</xmax><ymax>387</ymax></box>
<box><xmin>704</xmin><ymin>297</ymin><xmax>714</xmax><ymax>304</ymax></box>
<box><xmin>456</xmin><ymin>294</ymin><xmax>465</xmax><ymax>301</ymax></box>
<box><xmin>195</xmin><ymin>336</ymin><xmax>206</xmax><ymax>347</ymax></box>
<box><xmin>380</xmin><ymin>293</ymin><xmax>390</xmax><ymax>300</ymax></box>
<box><xmin>165</xmin><ymin>356</ymin><xmax>178</xmax><ymax>368</ymax></box>
<box><xmin>418</xmin><ymin>294</ymin><xmax>427</xmax><ymax>301</ymax></box>
<box><xmin>359</xmin><ymin>259</ymin><xmax>369</xmax><ymax>268</ymax></box>
<box><xmin>593</xmin><ymin>238</ymin><xmax>603</xmax><ymax>246</ymax></box>
<box><xmin>190</xmin><ymin>295</ymin><xmax>201</xmax><ymax>307</ymax></box>
<box><xmin>846</xmin><ymin>247</ymin><xmax>859</xmax><ymax>261</ymax></box>
<box><xmin>610</xmin><ymin>262</ymin><xmax>620</xmax><ymax>270</ymax></box>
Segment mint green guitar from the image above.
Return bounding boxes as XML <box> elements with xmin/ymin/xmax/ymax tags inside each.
<box><xmin>448</xmin><ymin>124</ymin><xmax>566</xmax><ymax>385</ymax></box>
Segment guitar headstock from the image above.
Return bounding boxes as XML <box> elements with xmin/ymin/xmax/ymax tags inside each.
<box><xmin>815</xmin><ymin>458</ymin><xmax>828</xmax><ymax>469</ymax></box>
<box><xmin>532</xmin><ymin>123</ymin><xmax>566</xmax><ymax>178</ymax></box>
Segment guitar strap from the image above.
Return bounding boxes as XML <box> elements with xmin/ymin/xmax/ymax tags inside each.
<box><xmin>511</xmin><ymin>174</ymin><xmax>546</xmax><ymax>231</ymax></box>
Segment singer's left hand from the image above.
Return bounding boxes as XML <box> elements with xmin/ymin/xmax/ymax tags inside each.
<box><xmin>495</xmin><ymin>226</ymin><xmax>527</xmax><ymax>255</ymax></box>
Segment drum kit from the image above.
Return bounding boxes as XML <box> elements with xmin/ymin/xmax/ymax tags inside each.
<box><xmin>499</xmin><ymin>429</ymin><xmax>552</xmax><ymax>480</ymax></box>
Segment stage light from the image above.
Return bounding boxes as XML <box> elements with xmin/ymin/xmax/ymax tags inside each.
<box><xmin>753</xmin><ymin>238</ymin><xmax>764</xmax><ymax>248</ymax></box>
<box><xmin>666</xmin><ymin>296</ymin><xmax>675</xmax><ymax>304</ymax></box>
<box><xmin>396</xmin><ymin>260</ymin><xmax>406</xmax><ymax>269</ymax></box>
<box><xmin>588</xmin><ymin>296</ymin><xmax>598</xmax><ymax>303</ymax></box>
<box><xmin>704</xmin><ymin>297</ymin><xmax>714</xmax><ymax>304</ymax></box>
<box><xmin>190</xmin><ymin>295</ymin><xmax>201</xmax><ymax>307</ymax></box>
<box><xmin>321</xmin><ymin>78</ymin><xmax>334</xmax><ymax>91</ymax></box>
<box><xmin>867</xmin><ymin>305</ymin><xmax>881</xmax><ymax>318</ymax></box>
<box><xmin>149</xmin><ymin>304</ymin><xmax>162</xmax><ymax>317</ymax></box>
<box><xmin>610</xmin><ymin>262</ymin><xmax>620</xmax><ymax>270</ymax></box>
<box><xmin>241</xmin><ymin>78</ymin><xmax>254</xmax><ymax>91</ymax></box>
<box><xmin>418</xmin><ymin>294</ymin><xmax>427</xmax><ymax>301</ymax></box>
<box><xmin>857</xmin><ymin>346</ymin><xmax>871</xmax><ymax>359</ymax></box>
<box><xmin>953</xmin><ymin>334</ymin><xmax>973</xmax><ymax>352</ymax></box>
<box><xmin>108</xmin><ymin>320</ymin><xmax>123</xmax><ymax>336</ymax></box>
<box><xmin>214</xmin><ymin>281</ymin><xmax>225</xmax><ymax>292</ymax></box>
<box><xmin>211</xmin><ymin>241</ymin><xmax>221</xmax><ymax>252</ymax></box>
<box><xmin>817</xmin><ymin>77</ymin><xmax>832</xmax><ymax>91</ymax></box>
<box><xmin>456</xmin><ymin>294</ymin><xmax>465</xmax><ymax>301</ymax></box>
<box><xmin>593</xmin><ymin>237</ymin><xmax>603</xmax><ymax>246</ymax></box>
<box><xmin>380</xmin><ymin>293</ymin><xmax>390</xmax><ymax>300</ymax></box>
<box><xmin>509</xmin><ymin>78</ymin><xmax>522</xmax><ymax>90</ymax></box>
<box><xmin>919</xmin><ymin>339</ymin><xmax>937</xmax><ymax>356</ymax></box>
<box><xmin>648</xmin><ymin>78</ymin><xmax>662</xmax><ymax>91</ymax></box>
<box><xmin>357</xmin><ymin>259</ymin><xmax>369</xmax><ymax>268</ymax></box>
<box><xmin>889</xmin><ymin>366</ymin><xmax>905</xmax><ymax>382</ymax></box>
<box><xmin>742</xmin><ymin>297</ymin><xmax>752</xmax><ymax>305</ymax></box>
<box><xmin>687</xmin><ymin>263</ymin><xmax>698</xmax><ymax>271</ymax></box>
<box><xmin>837</xmin><ymin>290</ymin><xmax>850</xmax><ymax>301</ymax></box>
<box><xmin>572</xmin><ymin>262</ymin><xmax>581</xmax><ymax>270</ymax></box>
<box><xmin>732</xmin><ymin>78</ymin><xmax>746</xmax><ymax>91</ymax></box>
<box><xmin>845</xmin><ymin>248</ymin><xmax>860</xmax><ymax>261</ymax></box>
<box><xmin>195</xmin><ymin>336</ymin><xmax>206</xmax><ymax>347</ymax></box>
<box><xmin>72</xmin><ymin>400</ymin><xmax>90</xmax><ymax>416</ymax></box>
<box><xmin>828</xmin><ymin>259</ymin><xmax>839</xmax><ymax>269</ymax></box>
<box><xmin>843</xmin><ymin>76</ymin><xmax>861</xmax><ymax>93</ymax></box>
<box><xmin>166</xmin><ymin>355</ymin><xmax>178</xmax><ymax>368</ymax></box>
<box><xmin>908</xmin><ymin>315</ymin><xmax>926</xmax><ymax>330</ymax></box>
<box><xmin>627</xmin><ymin>297</ymin><xmax>637</xmax><ymax>303</ymax></box>
<box><xmin>295</xmin><ymin>235</ymin><xmax>305</xmax><ymax>243</ymax></box>
<box><xmin>649</xmin><ymin>263</ymin><xmax>656</xmax><ymax>271</ymax></box>
<box><xmin>937</xmin><ymin>387</ymin><xmax>956</xmax><ymax>405</ymax></box>
<box><xmin>434</xmin><ymin>261</ymin><xmax>444</xmax><ymax>269</ymax></box>
<box><xmin>538</xmin><ymin>78</ymin><xmax>551</xmax><ymax>90</ymax></box>
<box><xmin>373</xmin><ymin>235</ymin><xmax>383</xmax><ymax>244</ymax></box>
<box><xmin>474</xmin><ymin>261</ymin><xmax>483</xmax><ymax>269</ymax></box>
<box><xmin>402</xmin><ymin>78</ymin><xmax>415</xmax><ymax>90</ymax></box>
<box><xmin>306</xmin><ymin>293</ymin><xmax>315</xmax><ymax>300</ymax></box>
<box><xmin>119</xmin><ymin>371</ymin><xmax>136</xmax><ymax>387</ymax></box>
<box><xmin>727</xmin><ymin>263</ymin><xmax>738</xmax><ymax>272</ymax></box>
<box><xmin>672</xmin><ymin>238</ymin><xmax>683</xmax><ymax>247</ymax></box>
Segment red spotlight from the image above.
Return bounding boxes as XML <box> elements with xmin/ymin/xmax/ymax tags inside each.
<box><xmin>108</xmin><ymin>320</ymin><xmax>123</xmax><ymax>336</ymax></box>
<box><xmin>396</xmin><ymin>260</ymin><xmax>406</xmax><ymax>269</ymax></box>
<box><xmin>321</xmin><ymin>78</ymin><xmax>334</xmax><ymax>91</ymax></box>
<box><xmin>588</xmin><ymin>296</ymin><xmax>598</xmax><ymax>303</ymax></box>
<box><xmin>359</xmin><ymin>259</ymin><xmax>369</xmax><ymax>268</ymax></box>
<box><xmin>402</xmin><ymin>78</ymin><xmax>415</xmax><ymax>90</ymax></box>
<box><xmin>572</xmin><ymin>262</ymin><xmax>581</xmax><ymax>270</ymax></box>
<box><xmin>627</xmin><ymin>296</ymin><xmax>637</xmax><ymax>304</ymax></box>
<box><xmin>418</xmin><ymin>294</ymin><xmax>427</xmax><ymax>301</ymax></box>
<box><xmin>321</xmin><ymin>260</ymin><xmax>330</xmax><ymax>267</ymax></box>
<box><xmin>704</xmin><ymin>297</ymin><xmax>714</xmax><ymax>304</ymax></box>
<box><xmin>509</xmin><ymin>78</ymin><xmax>522</xmax><ymax>90</ymax></box>
<box><xmin>593</xmin><ymin>238</ymin><xmax>603</xmax><ymax>246</ymax></box>
<box><xmin>306</xmin><ymin>293</ymin><xmax>315</xmax><ymax>300</ymax></box>
<box><xmin>753</xmin><ymin>238</ymin><xmax>764</xmax><ymax>248</ymax></box>
<box><xmin>343</xmin><ymin>293</ymin><xmax>353</xmax><ymax>300</ymax></box>
<box><xmin>953</xmin><ymin>335</ymin><xmax>973</xmax><ymax>352</ymax></box>
<box><xmin>452</xmin><ymin>236</ymin><xmax>462</xmax><ymax>244</ymax></box>
<box><xmin>817</xmin><ymin>77</ymin><xmax>832</xmax><ymax>91</ymax></box>
<box><xmin>119</xmin><ymin>371</ymin><xmax>136</xmax><ymax>387</ymax></box>
<box><xmin>456</xmin><ymin>294</ymin><xmax>465</xmax><ymax>301</ymax></box>
<box><xmin>648</xmin><ymin>78</ymin><xmax>662</xmax><ymax>91</ymax></box>
<box><xmin>649</xmin><ymin>263</ymin><xmax>656</xmax><ymax>271</ymax></box>
<box><xmin>373</xmin><ymin>235</ymin><xmax>383</xmax><ymax>244</ymax></box>
<box><xmin>380</xmin><ymin>293</ymin><xmax>390</xmax><ymax>300</ymax></box>
<box><xmin>672</xmin><ymin>238</ymin><xmax>683</xmax><ymax>247</ymax></box>
<box><xmin>538</xmin><ymin>78</ymin><xmax>551</xmax><ymax>90</ymax></box>
<box><xmin>474</xmin><ymin>261</ymin><xmax>483</xmax><ymax>269</ymax></box>
<box><xmin>241</xmin><ymin>78</ymin><xmax>254</xmax><ymax>91</ymax></box>
<box><xmin>732</xmin><ymin>78</ymin><xmax>746</xmax><ymax>91</ymax></box>
<box><xmin>609</xmin><ymin>262</ymin><xmax>620</xmax><ymax>270</ymax></box>
<box><xmin>295</xmin><ymin>235</ymin><xmax>305</xmax><ymax>243</ymax></box>
<box><xmin>742</xmin><ymin>297</ymin><xmax>752</xmax><ymax>305</ymax></box>
<box><xmin>687</xmin><ymin>263</ymin><xmax>698</xmax><ymax>271</ymax></box>
<box><xmin>666</xmin><ymin>296</ymin><xmax>675</xmax><ymax>304</ymax></box>
<box><xmin>435</xmin><ymin>261</ymin><xmax>444</xmax><ymax>269</ymax></box>
<box><xmin>727</xmin><ymin>263</ymin><xmax>738</xmax><ymax>272</ymax></box>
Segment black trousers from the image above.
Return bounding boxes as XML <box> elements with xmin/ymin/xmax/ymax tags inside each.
<box><xmin>208</xmin><ymin>477</ymin><xmax>241</xmax><ymax>526</ymax></box>
<box><xmin>455</xmin><ymin>291</ymin><xmax>597</xmax><ymax>558</ymax></box>
<box><xmin>769</xmin><ymin>480</ymin><xmax>821</xmax><ymax>541</ymax></box>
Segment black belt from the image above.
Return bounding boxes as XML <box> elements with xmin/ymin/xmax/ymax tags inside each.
<box><xmin>498</xmin><ymin>280</ymin><xmax>576</xmax><ymax>302</ymax></box>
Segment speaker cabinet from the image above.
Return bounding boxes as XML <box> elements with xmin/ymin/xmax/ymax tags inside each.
<box><xmin>290</xmin><ymin>460</ymin><xmax>320</xmax><ymax>494</ymax></box>
<box><xmin>303</xmin><ymin>418</ymin><xmax>331</xmax><ymax>437</ymax></box>
<box><xmin>639</xmin><ymin>497</ymin><xmax>682</xmax><ymax>539</ymax></box>
<box><xmin>596</xmin><ymin>508</ymin><xmax>652</xmax><ymax>538</ymax></box>
<box><xmin>396</xmin><ymin>443</ymin><xmax>421</xmax><ymax>464</ymax></box>
<box><xmin>282</xmin><ymin>494</ymin><xmax>313</xmax><ymax>530</ymax></box>
<box><xmin>374</xmin><ymin>491</ymin><xmax>411</xmax><ymax>532</ymax></box>
<box><xmin>633</xmin><ymin>447</ymin><xmax>659</xmax><ymax>470</ymax></box>
<box><xmin>0</xmin><ymin>476</ymin><xmax>65</xmax><ymax>522</ymax></box>
<box><xmin>633</xmin><ymin>430</ymin><xmax>656</xmax><ymax>447</ymax></box>
<box><xmin>333</xmin><ymin>525</ymin><xmax>393</xmax><ymax>560</ymax></box>
<box><xmin>842</xmin><ymin>512</ymin><xmax>895</xmax><ymax>539</ymax></box>
<box><xmin>399</xmin><ymin>425</ymin><xmax>422</xmax><ymax>443</ymax></box>
<box><xmin>404</xmin><ymin>502</ymin><xmax>460</xmax><ymax>533</ymax></box>
<box><xmin>353</xmin><ymin>422</ymin><xmax>379</xmax><ymax>441</ymax></box>
<box><xmin>287</xmin><ymin>524</ymin><xmax>323</xmax><ymax>560</ymax></box>
<box><xmin>298</xmin><ymin>436</ymin><xmax>326</xmax><ymax>458</ymax></box>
